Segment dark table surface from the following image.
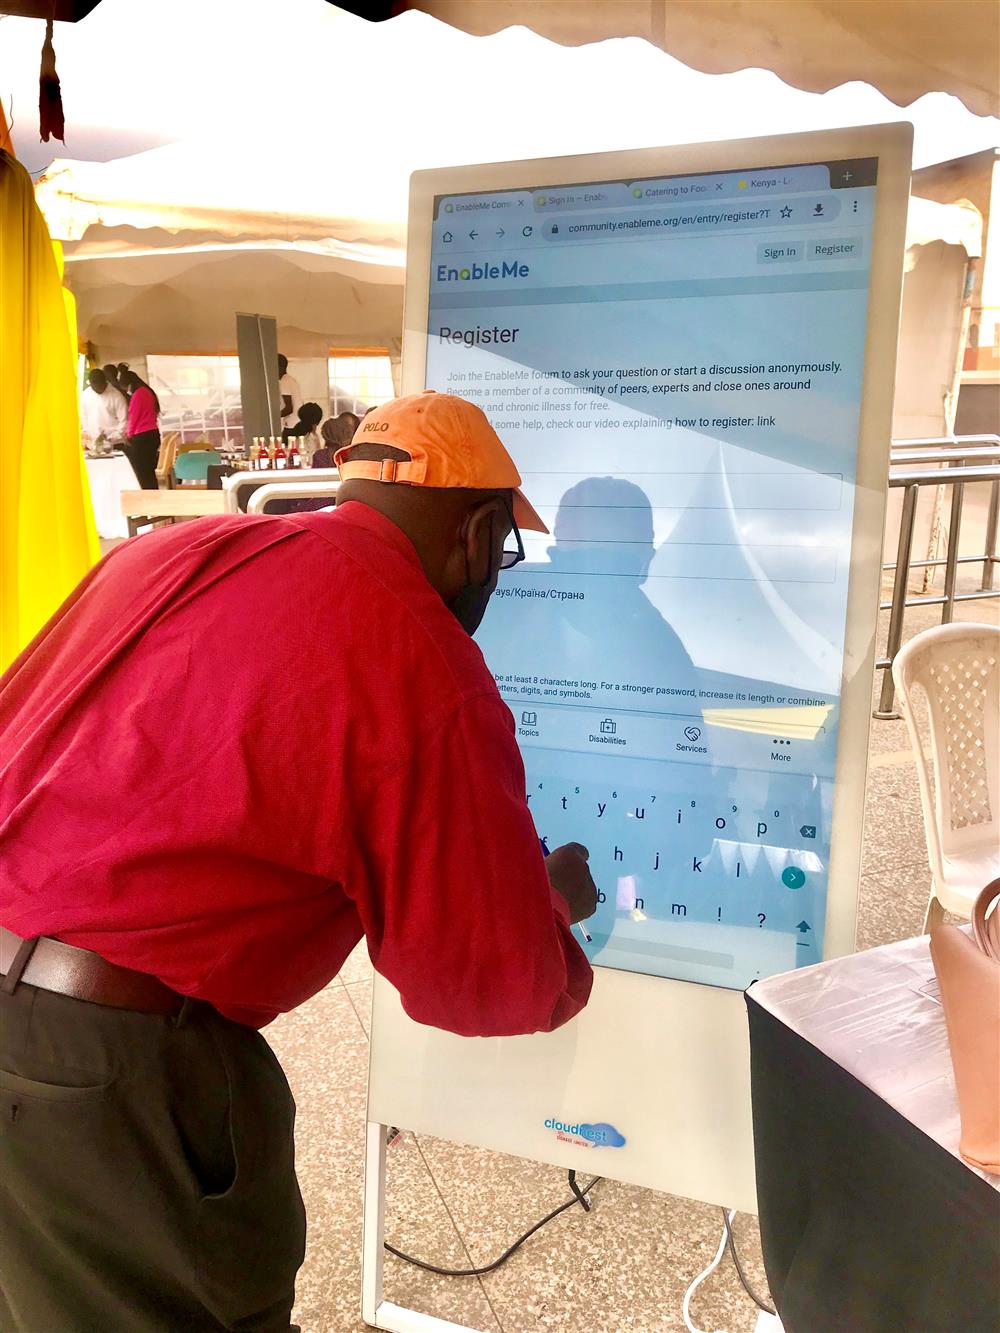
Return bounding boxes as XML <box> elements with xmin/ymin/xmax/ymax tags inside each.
<box><xmin>747</xmin><ymin>935</ymin><xmax>999</xmax><ymax>1333</ymax></box>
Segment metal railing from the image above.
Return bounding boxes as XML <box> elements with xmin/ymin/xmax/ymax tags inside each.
<box><xmin>874</xmin><ymin>434</ymin><xmax>1000</xmax><ymax>718</ymax></box>
<box><xmin>245</xmin><ymin>478</ymin><xmax>340</xmax><ymax>513</ymax></box>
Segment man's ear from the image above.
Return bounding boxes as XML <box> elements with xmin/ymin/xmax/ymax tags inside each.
<box><xmin>462</xmin><ymin>497</ymin><xmax>505</xmax><ymax>583</ymax></box>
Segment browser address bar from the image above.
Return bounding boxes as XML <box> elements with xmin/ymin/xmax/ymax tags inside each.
<box><xmin>544</xmin><ymin>195</ymin><xmax>841</xmax><ymax>241</ymax></box>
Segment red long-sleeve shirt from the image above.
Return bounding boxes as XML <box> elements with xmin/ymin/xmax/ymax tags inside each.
<box><xmin>0</xmin><ymin>503</ymin><xmax>592</xmax><ymax>1032</ymax></box>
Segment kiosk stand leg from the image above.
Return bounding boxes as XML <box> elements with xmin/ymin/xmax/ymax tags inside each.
<box><xmin>361</xmin><ymin>1120</ymin><xmax>485</xmax><ymax>1333</ymax></box>
<box><xmin>361</xmin><ymin>1121</ymin><xmax>387</xmax><ymax>1326</ymax></box>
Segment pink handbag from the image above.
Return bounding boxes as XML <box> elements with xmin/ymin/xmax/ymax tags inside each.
<box><xmin>929</xmin><ymin>878</ymin><xmax>1000</xmax><ymax>1173</ymax></box>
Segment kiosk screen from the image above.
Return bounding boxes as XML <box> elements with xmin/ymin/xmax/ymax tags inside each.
<box><xmin>425</xmin><ymin>158</ymin><xmax>879</xmax><ymax>989</ymax></box>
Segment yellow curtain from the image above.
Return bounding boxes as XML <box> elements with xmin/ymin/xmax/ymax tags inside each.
<box><xmin>0</xmin><ymin>101</ymin><xmax>12</xmax><ymax>155</ymax></box>
<box><xmin>0</xmin><ymin>148</ymin><xmax>100</xmax><ymax>669</ymax></box>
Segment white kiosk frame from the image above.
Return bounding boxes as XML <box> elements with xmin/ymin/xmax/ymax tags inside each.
<box><xmin>361</xmin><ymin>124</ymin><xmax>912</xmax><ymax>1333</ymax></box>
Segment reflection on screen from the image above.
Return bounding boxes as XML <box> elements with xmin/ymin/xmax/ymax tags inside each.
<box><xmin>425</xmin><ymin>159</ymin><xmax>877</xmax><ymax>989</ymax></box>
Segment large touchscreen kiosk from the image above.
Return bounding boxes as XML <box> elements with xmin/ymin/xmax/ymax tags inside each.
<box><xmin>425</xmin><ymin>157</ymin><xmax>880</xmax><ymax>991</ymax></box>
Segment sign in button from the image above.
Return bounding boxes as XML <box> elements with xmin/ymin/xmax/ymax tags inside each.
<box><xmin>757</xmin><ymin>241</ymin><xmax>803</xmax><ymax>264</ymax></box>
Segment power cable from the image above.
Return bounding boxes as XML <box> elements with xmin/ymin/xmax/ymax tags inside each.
<box><xmin>387</xmin><ymin>1161</ymin><xmax>774</xmax><ymax>1323</ymax></box>
<box><xmin>567</xmin><ymin>1168</ymin><xmax>593</xmax><ymax>1211</ymax></box>
<box><xmin>721</xmin><ymin>1208</ymin><xmax>775</xmax><ymax>1315</ymax></box>
<box><xmin>682</xmin><ymin>1209</ymin><xmax>777</xmax><ymax>1332</ymax></box>
<box><xmin>385</xmin><ymin>1168</ymin><xmax>602</xmax><ymax>1278</ymax></box>
<box><xmin>681</xmin><ymin>1210</ymin><xmax>733</xmax><ymax>1333</ymax></box>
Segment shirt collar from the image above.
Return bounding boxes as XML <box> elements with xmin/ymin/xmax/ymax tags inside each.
<box><xmin>326</xmin><ymin>500</ymin><xmax>423</xmax><ymax>569</ymax></box>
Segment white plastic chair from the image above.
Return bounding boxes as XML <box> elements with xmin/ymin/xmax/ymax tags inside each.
<box><xmin>892</xmin><ymin>622</ymin><xmax>1000</xmax><ymax>932</ymax></box>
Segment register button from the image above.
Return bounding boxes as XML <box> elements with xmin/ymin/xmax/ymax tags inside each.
<box><xmin>809</xmin><ymin>236</ymin><xmax>862</xmax><ymax>260</ymax></box>
<box><xmin>757</xmin><ymin>241</ymin><xmax>802</xmax><ymax>264</ymax></box>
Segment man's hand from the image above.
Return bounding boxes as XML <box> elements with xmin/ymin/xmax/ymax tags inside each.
<box><xmin>546</xmin><ymin>842</ymin><xmax>598</xmax><ymax>925</ymax></box>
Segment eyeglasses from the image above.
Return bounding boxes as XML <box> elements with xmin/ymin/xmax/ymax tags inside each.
<box><xmin>500</xmin><ymin>499</ymin><xmax>525</xmax><ymax>570</ymax></box>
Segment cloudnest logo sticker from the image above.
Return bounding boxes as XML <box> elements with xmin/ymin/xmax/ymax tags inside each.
<box><xmin>544</xmin><ymin>1118</ymin><xmax>626</xmax><ymax>1149</ymax></box>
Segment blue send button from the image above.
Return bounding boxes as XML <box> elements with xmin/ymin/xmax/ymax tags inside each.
<box><xmin>782</xmin><ymin>866</ymin><xmax>807</xmax><ymax>889</ymax></box>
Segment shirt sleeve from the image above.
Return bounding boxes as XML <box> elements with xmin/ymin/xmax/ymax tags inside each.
<box><xmin>343</xmin><ymin>693</ymin><xmax>594</xmax><ymax>1037</ymax></box>
<box><xmin>80</xmin><ymin>392</ymin><xmax>94</xmax><ymax>439</ymax></box>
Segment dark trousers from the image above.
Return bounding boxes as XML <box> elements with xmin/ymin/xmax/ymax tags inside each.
<box><xmin>124</xmin><ymin>430</ymin><xmax>161</xmax><ymax>489</ymax></box>
<box><xmin>0</xmin><ymin>983</ymin><xmax>305</xmax><ymax>1332</ymax></box>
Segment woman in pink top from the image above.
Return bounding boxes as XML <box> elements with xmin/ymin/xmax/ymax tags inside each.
<box><xmin>121</xmin><ymin>371</ymin><xmax>161</xmax><ymax>490</ymax></box>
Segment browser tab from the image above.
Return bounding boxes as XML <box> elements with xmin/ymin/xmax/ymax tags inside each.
<box><xmin>630</xmin><ymin>164</ymin><xmax>830</xmax><ymax>203</ymax></box>
<box><xmin>436</xmin><ymin>191</ymin><xmax>532</xmax><ymax>220</ymax></box>
<box><xmin>533</xmin><ymin>184</ymin><xmax>633</xmax><ymax>211</ymax></box>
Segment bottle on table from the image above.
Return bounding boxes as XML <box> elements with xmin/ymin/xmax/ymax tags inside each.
<box><xmin>259</xmin><ymin>438</ymin><xmax>271</xmax><ymax>470</ymax></box>
<box><xmin>275</xmin><ymin>436</ymin><xmax>287</xmax><ymax>470</ymax></box>
<box><xmin>249</xmin><ymin>438</ymin><xmax>261</xmax><ymax>470</ymax></box>
<box><xmin>267</xmin><ymin>437</ymin><xmax>277</xmax><ymax>469</ymax></box>
<box><xmin>287</xmin><ymin>437</ymin><xmax>300</xmax><ymax>470</ymax></box>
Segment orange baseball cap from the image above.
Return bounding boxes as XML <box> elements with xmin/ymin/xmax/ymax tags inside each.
<box><xmin>334</xmin><ymin>391</ymin><xmax>547</xmax><ymax>533</ymax></box>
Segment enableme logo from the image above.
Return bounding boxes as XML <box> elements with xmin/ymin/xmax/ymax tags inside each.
<box><xmin>436</xmin><ymin>259</ymin><xmax>530</xmax><ymax>283</ymax></box>
<box><xmin>544</xmin><ymin>1117</ymin><xmax>626</xmax><ymax>1149</ymax></box>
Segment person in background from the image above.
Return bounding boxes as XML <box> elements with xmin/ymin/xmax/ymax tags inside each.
<box><xmin>120</xmin><ymin>370</ymin><xmax>161</xmax><ymax>490</ymax></box>
<box><xmin>269</xmin><ymin>411</ymin><xmax>357</xmax><ymax>515</ymax></box>
<box><xmin>101</xmin><ymin>364</ymin><xmax>122</xmax><ymax>393</ymax></box>
<box><xmin>80</xmin><ymin>367</ymin><xmax>127</xmax><ymax>447</ymax></box>
<box><xmin>277</xmin><ymin>354</ymin><xmax>302</xmax><ymax>436</ymax></box>
<box><xmin>312</xmin><ymin>411</ymin><xmax>359</xmax><ymax>469</ymax></box>
<box><xmin>116</xmin><ymin>362</ymin><xmax>131</xmax><ymax>391</ymax></box>
<box><xmin>282</xmin><ymin>402</ymin><xmax>323</xmax><ymax>461</ymax></box>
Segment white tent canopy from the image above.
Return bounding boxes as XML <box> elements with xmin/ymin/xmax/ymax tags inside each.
<box><xmin>58</xmin><ymin>244</ymin><xmax>405</xmax><ymax>361</ymax></box>
<box><xmin>3</xmin><ymin>1</ymin><xmax>998</xmax><ymax>179</ymax></box>
<box><xmin>5</xmin><ymin>0</ymin><xmax>994</xmax><ymax>355</ymax></box>
<box><xmin>405</xmin><ymin>0</ymin><xmax>1000</xmax><ymax>120</ymax></box>
<box><xmin>904</xmin><ymin>196</ymin><xmax>983</xmax><ymax>265</ymax></box>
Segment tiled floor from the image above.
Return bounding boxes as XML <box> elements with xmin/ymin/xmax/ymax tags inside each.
<box><xmin>268</xmin><ymin>589</ymin><xmax>997</xmax><ymax>1333</ymax></box>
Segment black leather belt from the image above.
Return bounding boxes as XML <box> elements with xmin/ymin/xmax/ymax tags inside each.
<box><xmin>0</xmin><ymin>926</ymin><xmax>185</xmax><ymax>1016</ymax></box>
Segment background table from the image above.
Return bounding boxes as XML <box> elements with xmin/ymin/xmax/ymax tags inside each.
<box><xmin>84</xmin><ymin>452</ymin><xmax>136</xmax><ymax>540</ymax></box>
<box><xmin>206</xmin><ymin>463</ymin><xmax>237</xmax><ymax>490</ymax></box>
<box><xmin>747</xmin><ymin>933</ymin><xmax>1000</xmax><ymax>1332</ymax></box>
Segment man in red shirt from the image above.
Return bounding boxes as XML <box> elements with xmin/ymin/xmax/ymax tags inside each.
<box><xmin>0</xmin><ymin>391</ymin><xmax>596</xmax><ymax>1333</ymax></box>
